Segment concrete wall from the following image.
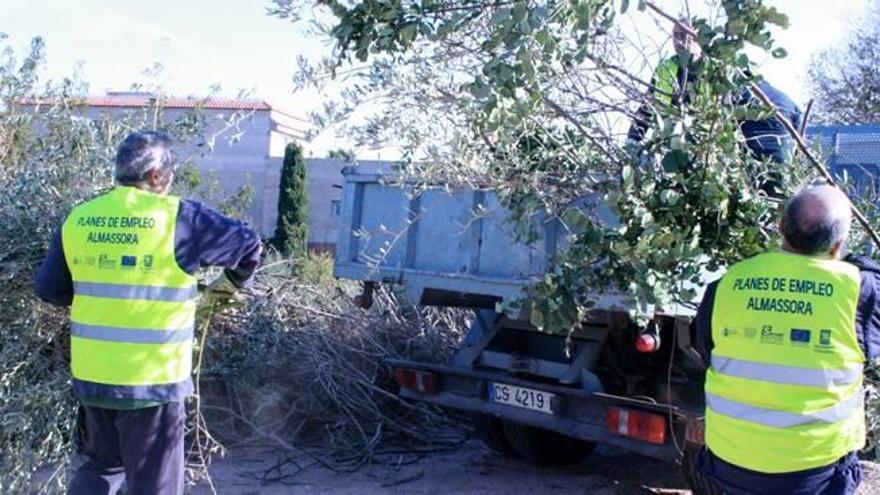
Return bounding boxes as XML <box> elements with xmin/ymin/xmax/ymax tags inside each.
<box><xmin>84</xmin><ymin>106</ymin><xmax>281</xmax><ymax>236</ymax></box>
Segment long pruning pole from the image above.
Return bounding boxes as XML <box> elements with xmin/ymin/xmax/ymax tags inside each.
<box><xmin>642</xmin><ymin>1</ymin><xmax>880</xmax><ymax>251</ymax></box>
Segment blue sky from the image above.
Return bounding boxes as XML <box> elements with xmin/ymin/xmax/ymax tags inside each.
<box><xmin>1</xmin><ymin>0</ymin><xmax>872</xmax><ymax>156</ymax></box>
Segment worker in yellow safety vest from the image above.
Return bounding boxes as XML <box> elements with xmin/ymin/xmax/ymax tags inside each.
<box><xmin>691</xmin><ymin>184</ymin><xmax>880</xmax><ymax>494</ymax></box>
<box><xmin>626</xmin><ymin>18</ymin><xmax>703</xmax><ymax>145</ymax></box>
<box><xmin>35</xmin><ymin>131</ymin><xmax>262</xmax><ymax>495</ymax></box>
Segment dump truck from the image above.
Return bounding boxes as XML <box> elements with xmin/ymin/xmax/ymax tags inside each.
<box><xmin>333</xmin><ymin>169</ymin><xmax>713</xmax><ymax>490</ymax></box>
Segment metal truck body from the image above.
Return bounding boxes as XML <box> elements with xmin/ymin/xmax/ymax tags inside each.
<box><xmin>333</xmin><ymin>170</ymin><xmax>707</xmax><ymax>465</ymax></box>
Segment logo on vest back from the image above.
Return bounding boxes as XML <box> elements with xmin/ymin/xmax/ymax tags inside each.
<box><xmin>140</xmin><ymin>255</ymin><xmax>155</xmax><ymax>273</ymax></box>
<box><xmin>814</xmin><ymin>329</ymin><xmax>835</xmax><ymax>353</ymax></box>
<box><xmin>790</xmin><ymin>328</ymin><xmax>811</xmax><ymax>345</ymax></box>
<box><xmin>98</xmin><ymin>254</ymin><xmax>116</xmax><ymax>270</ymax></box>
<box><xmin>121</xmin><ymin>255</ymin><xmax>137</xmax><ymax>269</ymax></box>
<box><xmin>722</xmin><ymin>327</ymin><xmax>756</xmax><ymax>339</ymax></box>
<box><xmin>760</xmin><ymin>325</ymin><xmax>784</xmax><ymax>344</ymax></box>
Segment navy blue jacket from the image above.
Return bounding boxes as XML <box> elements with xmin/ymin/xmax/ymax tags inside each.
<box><xmin>693</xmin><ymin>253</ymin><xmax>880</xmax><ymax>494</ymax></box>
<box><xmin>738</xmin><ymin>80</ymin><xmax>802</xmax><ymax>164</ymax></box>
<box><xmin>35</xmin><ymin>198</ymin><xmax>262</xmax><ymax>307</ymax></box>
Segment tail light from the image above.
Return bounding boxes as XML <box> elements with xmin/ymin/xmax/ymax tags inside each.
<box><xmin>394</xmin><ymin>368</ymin><xmax>437</xmax><ymax>394</ymax></box>
<box><xmin>606</xmin><ymin>407</ymin><xmax>666</xmax><ymax>445</ymax></box>
<box><xmin>685</xmin><ymin>415</ymin><xmax>705</xmax><ymax>446</ymax></box>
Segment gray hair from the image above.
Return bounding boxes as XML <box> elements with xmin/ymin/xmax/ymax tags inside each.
<box><xmin>781</xmin><ymin>185</ymin><xmax>852</xmax><ymax>255</ymax></box>
<box><xmin>114</xmin><ymin>131</ymin><xmax>174</xmax><ymax>185</ymax></box>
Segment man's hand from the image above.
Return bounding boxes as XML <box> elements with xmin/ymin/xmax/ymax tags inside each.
<box><xmin>202</xmin><ymin>272</ymin><xmax>242</xmax><ymax>313</ymax></box>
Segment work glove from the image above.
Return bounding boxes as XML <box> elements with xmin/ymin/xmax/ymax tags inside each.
<box><xmin>201</xmin><ymin>272</ymin><xmax>242</xmax><ymax>313</ymax></box>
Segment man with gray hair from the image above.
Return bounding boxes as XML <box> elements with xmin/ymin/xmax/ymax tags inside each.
<box><xmin>690</xmin><ymin>184</ymin><xmax>880</xmax><ymax>494</ymax></box>
<box><xmin>35</xmin><ymin>130</ymin><xmax>262</xmax><ymax>494</ymax></box>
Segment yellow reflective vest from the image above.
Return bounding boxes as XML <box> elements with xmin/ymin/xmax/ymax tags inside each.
<box><xmin>705</xmin><ymin>250</ymin><xmax>865</xmax><ymax>473</ymax></box>
<box><xmin>653</xmin><ymin>56</ymin><xmax>680</xmax><ymax>110</ymax></box>
<box><xmin>61</xmin><ymin>186</ymin><xmax>196</xmax><ymax>401</ymax></box>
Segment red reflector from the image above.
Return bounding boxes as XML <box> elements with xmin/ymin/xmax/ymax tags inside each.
<box><xmin>635</xmin><ymin>333</ymin><xmax>660</xmax><ymax>353</ymax></box>
<box><xmin>393</xmin><ymin>368</ymin><xmax>437</xmax><ymax>394</ymax></box>
<box><xmin>606</xmin><ymin>407</ymin><xmax>666</xmax><ymax>445</ymax></box>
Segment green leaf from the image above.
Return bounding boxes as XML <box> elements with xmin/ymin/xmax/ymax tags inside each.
<box><xmin>620</xmin><ymin>0</ymin><xmax>630</xmax><ymax>14</ymax></box>
<box><xmin>399</xmin><ymin>23</ymin><xmax>418</xmax><ymax>45</ymax></box>
<box><xmin>562</xmin><ymin>208</ymin><xmax>586</xmax><ymax>227</ymax></box>
<box><xmin>661</xmin><ymin>149</ymin><xmax>689</xmax><ymax>172</ymax></box>
<box><xmin>660</xmin><ymin>190</ymin><xmax>680</xmax><ymax>206</ymax></box>
<box><xmin>492</xmin><ymin>8</ymin><xmax>512</xmax><ymax>25</ymax></box>
<box><xmin>621</xmin><ymin>165</ymin><xmax>634</xmax><ymax>186</ymax></box>
<box><xmin>771</xmin><ymin>47</ymin><xmax>787</xmax><ymax>59</ymax></box>
<box><xmin>531</xmin><ymin>306</ymin><xmax>545</xmax><ymax>330</ymax></box>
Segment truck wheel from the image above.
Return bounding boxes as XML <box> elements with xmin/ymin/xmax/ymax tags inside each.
<box><xmin>500</xmin><ymin>420</ymin><xmax>595</xmax><ymax>464</ymax></box>
<box><xmin>682</xmin><ymin>449</ymin><xmax>722</xmax><ymax>495</ymax></box>
<box><xmin>470</xmin><ymin>413</ymin><xmax>520</xmax><ymax>458</ymax></box>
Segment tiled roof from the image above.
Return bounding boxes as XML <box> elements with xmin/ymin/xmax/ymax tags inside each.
<box><xmin>22</xmin><ymin>94</ymin><xmax>272</xmax><ymax>111</ymax></box>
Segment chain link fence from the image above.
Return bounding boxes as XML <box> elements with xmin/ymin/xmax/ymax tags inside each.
<box><xmin>808</xmin><ymin>124</ymin><xmax>880</xmax><ymax>196</ymax></box>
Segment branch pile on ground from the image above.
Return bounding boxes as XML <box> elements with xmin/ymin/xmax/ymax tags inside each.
<box><xmin>197</xmin><ymin>253</ymin><xmax>469</xmax><ymax>475</ymax></box>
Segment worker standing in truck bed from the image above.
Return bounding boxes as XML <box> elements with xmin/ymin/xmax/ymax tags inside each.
<box><xmin>627</xmin><ymin>18</ymin><xmax>801</xmax><ymax>196</ymax></box>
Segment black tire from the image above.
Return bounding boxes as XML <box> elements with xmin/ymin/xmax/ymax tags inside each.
<box><xmin>682</xmin><ymin>448</ymin><xmax>722</xmax><ymax>495</ymax></box>
<box><xmin>470</xmin><ymin>413</ymin><xmax>520</xmax><ymax>458</ymax></box>
<box><xmin>500</xmin><ymin>420</ymin><xmax>596</xmax><ymax>464</ymax></box>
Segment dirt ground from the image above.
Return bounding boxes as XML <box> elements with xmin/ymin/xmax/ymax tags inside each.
<box><xmin>192</xmin><ymin>439</ymin><xmax>880</xmax><ymax>494</ymax></box>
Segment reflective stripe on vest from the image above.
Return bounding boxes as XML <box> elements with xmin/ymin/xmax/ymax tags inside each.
<box><xmin>707</xmin><ymin>390</ymin><xmax>863</xmax><ymax>428</ymax></box>
<box><xmin>62</xmin><ymin>187</ymin><xmax>197</xmax><ymax>401</ymax></box>
<box><xmin>74</xmin><ymin>281</ymin><xmax>197</xmax><ymax>302</ymax></box>
<box><xmin>72</xmin><ymin>323</ymin><xmax>194</xmax><ymax>344</ymax></box>
<box><xmin>705</xmin><ymin>250</ymin><xmax>865</xmax><ymax>473</ymax></box>
<box><xmin>711</xmin><ymin>356</ymin><xmax>862</xmax><ymax>388</ymax></box>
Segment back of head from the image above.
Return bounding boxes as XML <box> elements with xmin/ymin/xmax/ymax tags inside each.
<box><xmin>115</xmin><ymin>131</ymin><xmax>174</xmax><ymax>186</ymax></box>
<box><xmin>781</xmin><ymin>185</ymin><xmax>852</xmax><ymax>255</ymax></box>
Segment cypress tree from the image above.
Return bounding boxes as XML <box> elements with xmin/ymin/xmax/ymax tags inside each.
<box><xmin>273</xmin><ymin>142</ymin><xmax>308</xmax><ymax>258</ymax></box>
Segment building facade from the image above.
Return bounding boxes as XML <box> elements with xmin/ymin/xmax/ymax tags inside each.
<box><xmin>25</xmin><ymin>92</ymin><xmax>310</xmax><ymax>237</ymax></box>
<box><xmin>23</xmin><ymin>93</ymin><xmax>398</xmax><ymax>253</ymax></box>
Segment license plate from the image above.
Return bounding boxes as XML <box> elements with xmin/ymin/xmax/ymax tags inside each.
<box><xmin>488</xmin><ymin>382</ymin><xmax>555</xmax><ymax>414</ymax></box>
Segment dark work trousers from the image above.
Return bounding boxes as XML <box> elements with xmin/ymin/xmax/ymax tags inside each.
<box><xmin>68</xmin><ymin>402</ymin><xmax>185</xmax><ymax>495</ymax></box>
<box><xmin>696</xmin><ymin>447</ymin><xmax>862</xmax><ymax>495</ymax></box>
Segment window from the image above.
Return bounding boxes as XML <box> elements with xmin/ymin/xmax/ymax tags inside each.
<box><xmin>330</xmin><ymin>199</ymin><xmax>341</xmax><ymax>216</ymax></box>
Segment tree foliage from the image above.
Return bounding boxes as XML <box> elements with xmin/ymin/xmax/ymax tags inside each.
<box><xmin>327</xmin><ymin>147</ymin><xmax>355</xmax><ymax>161</ymax></box>
<box><xmin>808</xmin><ymin>0</ymin><xmax>880</xmax><ymax>125</ymax></box>
<box><xmin>274</xmin><ymin>142</ymin><xmax>309</xmax><ymax>257</ymax></box>
<box><xmin>271</xmin><ymin>0</ymin><xmax>821</xmax><ymax>333</ymax></box>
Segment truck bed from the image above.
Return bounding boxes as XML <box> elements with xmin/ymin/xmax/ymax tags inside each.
<box><xmin>334</xmin><ymin>170</ymin><xmax>642</xmax><ymax>312</ymax></box>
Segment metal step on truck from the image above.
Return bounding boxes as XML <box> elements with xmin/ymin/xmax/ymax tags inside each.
<box><xmin>333</xmin><ymin>168</ymin><xmax>713</xmax><ymax>489</ymax></box>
